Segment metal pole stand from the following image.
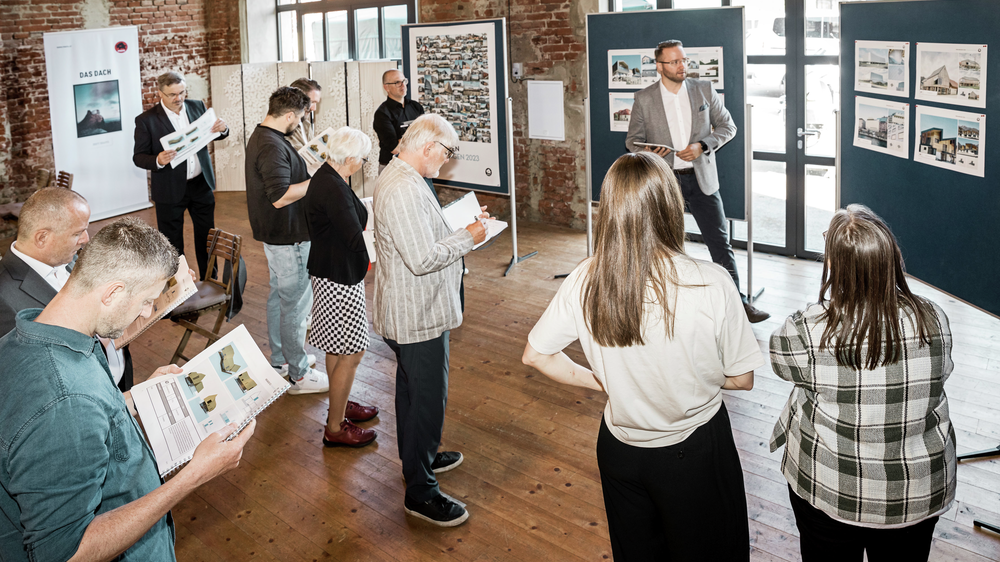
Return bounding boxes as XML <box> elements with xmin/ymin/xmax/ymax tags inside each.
<box><xmin>504</xmin><ymin>96</ymin><xmax>537</xmax><ymax>276</ymax></box>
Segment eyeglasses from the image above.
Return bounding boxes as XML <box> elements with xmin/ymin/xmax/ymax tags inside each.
<box><xmin>384</xmin><ymin>78</ymin><xmax>409</xmax><ymax>87</ymax></box>
<box><xmin>655</xmin><ymin>58</ymin><xmax>690</xmax><ymax>67</ymax></box>
<box><xmin>361</xmin><ymin>157</ymin><xmax>369</xmax><ymax>164</ymax></box>
<box><xmin>436</xmin><ymin>141</ymin><xmax>458</xmax><ymax>159</ymax></box>
<box><xmin>162</xmin><ymin>90</ymin><xmax>187</xmax><ymax>99</ymax></box>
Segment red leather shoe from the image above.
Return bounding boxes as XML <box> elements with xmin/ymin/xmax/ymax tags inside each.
<box><xmin>323</xmin><ymin>420</ymin><xmax>376</xmax><ymax>448</ymax></box>
<box><xmin>345</xmin><ymin>400</ymin><xmax>379</xmax><ymax>422</ymax></box>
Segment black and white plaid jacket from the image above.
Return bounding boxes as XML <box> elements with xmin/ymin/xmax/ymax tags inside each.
<box><xmin>769</xmin><ymin>299</ymin><xmax>956</xmax><ymax>526</ymax></box>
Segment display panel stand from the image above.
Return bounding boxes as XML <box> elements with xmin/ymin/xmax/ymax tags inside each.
<box><xmin>745</xmin><ymin>102</ymin><xmax>762</xmax><ymax>304</ymax></box>
<box><xmin>504</xmin><ymin>96</ymin><xmax>538</xmax><ymax>276</ymax></box>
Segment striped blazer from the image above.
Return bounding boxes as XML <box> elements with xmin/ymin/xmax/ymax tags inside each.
<box><xmin>372</xmin><ymin>157</ymin><xmax>473</xmax><ymax>344</ymax></box>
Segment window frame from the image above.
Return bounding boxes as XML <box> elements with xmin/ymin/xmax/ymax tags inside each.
<box><xmin>276</xmin><ymin>0</ymin><xmax>416</xmax><ymax>62</ymax></box>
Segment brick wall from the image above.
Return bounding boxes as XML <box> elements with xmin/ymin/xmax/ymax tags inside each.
<box><xmin>0</xmin><ymin>0</ymin><xmax>241</xmax><ymax>200</ymax></box>
<box><xmin>422</xmin><ymin>0</ymin><xmax>598</xmax><ymax>230</ymax></box>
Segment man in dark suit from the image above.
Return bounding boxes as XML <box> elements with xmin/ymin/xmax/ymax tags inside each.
<box><xmin>133</xmin><ymin>71</ymin><xmax>229</xmax><ymax>279</ymax></box>
<box><xmin>626</xmin><ymin>39</ymin><xmax>769</xmax><ymax>323</ymax></box>
<box><xmin>0</xmin><ymin>188</ymin><xmax>135</xmax><ymax>391</ymax></box>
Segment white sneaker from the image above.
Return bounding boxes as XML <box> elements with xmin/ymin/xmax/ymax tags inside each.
<box><xmin>286</xmin><ymin>368</ymin><xmax>329</xmax><ymax>395</ymax></box>
<box><xmin>272</xmin><ymin>353</ymin><xmax>318</xmax><ymax>378</ymax></box>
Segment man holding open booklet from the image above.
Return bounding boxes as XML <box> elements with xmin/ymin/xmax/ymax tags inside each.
<box><xmin>0</xmin><ymin>219</ymin><xmax>253</xmax><ymax>562</ymax></box>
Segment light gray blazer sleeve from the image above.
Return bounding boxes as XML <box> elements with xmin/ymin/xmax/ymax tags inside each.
<box><xmin>381</xmin><ymin>180</ymin><xmax>473</xmax><ymax>276</ymax></box>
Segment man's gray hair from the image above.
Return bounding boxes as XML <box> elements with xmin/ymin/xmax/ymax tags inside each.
<box><xmin>397</xmin><ymin>114</ymin><xmax>458</xmax><ymax>154</ymax></box>
<box><xmin>157</xmin><ymin>71</ymin><xmax>185</xmax><ymax>91</ymax></box>
<box><xmin>327</xmin><ymin>127</ymin><xmax>372</xmax><ymax>166</ymax></box>
<box><xmin>17</xmin><ymin>188</ymin><xmax>88</xmax><ymax>242</ymax></box>
<box><xmin>68</xmin><ymin>218</ymin><xmax>179</xmax><ymax>296</ymax></box>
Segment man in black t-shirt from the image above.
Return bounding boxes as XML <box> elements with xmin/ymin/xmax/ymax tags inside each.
<box><xmin>245</xmin><ymin>87</ymin><xmax>328</xmax><ymax>395</ymax></box>
<box><xmin>373</xmin><ymin>69</ymin><xmax>425</xmax><ymax>173</ymax></box>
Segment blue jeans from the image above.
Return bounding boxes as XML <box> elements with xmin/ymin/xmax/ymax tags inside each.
<box><xmin>263</xmin><ymin>242</ymin><xmax>312</xmax><ymax>381</ymax></box>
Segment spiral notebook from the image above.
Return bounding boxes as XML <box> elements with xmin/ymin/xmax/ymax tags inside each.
<box><xmin>131</xmin><ymin>325</ymin><xmax>290</xmax><ymax>477</ymax></box>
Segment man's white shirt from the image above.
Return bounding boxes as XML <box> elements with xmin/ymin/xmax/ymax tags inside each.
<box><xmin>9</xmin><ymin>241</ymin><xmax>125</xmax><ymax>384</ymax></box>
<box><xmin>659</xmin><ymin>80</ymin><xmax>693</xmax><ymax>170</ymax></box>
<box><xmin>157</xmin><ymin>101</ymin><xmax>202</xmax><ymax>180</ymax></box>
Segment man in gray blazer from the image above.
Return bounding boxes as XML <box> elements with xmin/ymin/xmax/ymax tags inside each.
<box><xmin>373</xmin><ymin>114</ymin><xmax>487</xmax><ymax>527</ymax></box>
<box><xmin>0</xmin><ymin>188</ymin><xmax>135</xmax><ymax>391</ymax></box>
<box><xmin>626</xmin><ymin>40</ymin><xmax>769</xmax><ymax>323</ymax></box>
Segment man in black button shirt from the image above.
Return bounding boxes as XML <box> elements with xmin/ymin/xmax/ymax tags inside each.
<box><xmin>373</xmin><ymin>69</ymin><xmax>425</xmax><ymax>173</ymax></box>
<box><xmin>245</xmin><ymin>86</ymin><xmax>329</xmax><ymax>396</ymax></box>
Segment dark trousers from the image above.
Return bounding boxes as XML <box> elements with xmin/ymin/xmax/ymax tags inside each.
<box><xmin>154</xmin><ymin>174</ymin><xmax>215</xmax><ymax>279</ymax></box>
<box><xmin>384</xmin><ymin>331</ymin><xmax>450</xmax><ymax>503</ymax></box>
<box><xmin>787</xmin><ymin>485</ymin><xmax>939</xmax><ymax>562</ymax></box>
<box><xmin>677</xmin><ymin>172</ymin><xmax>741</xmax><ymax>294</ymax></box>
<box><xmin>596</xmin><ymin>402</ymin><xmax>749</xmax><ymax>562</ymax></box>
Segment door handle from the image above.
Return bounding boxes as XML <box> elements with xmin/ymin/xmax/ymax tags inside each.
<box><xmin>797</xmin><ymin>127</ymin><xmax>820</xmax><ymax>137</ymax></box>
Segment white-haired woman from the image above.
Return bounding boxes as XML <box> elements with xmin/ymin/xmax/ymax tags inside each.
<box><xmin>303</xmin><ymin>126</ymin><xmax>379</xmax><ymax>448</ymax></box>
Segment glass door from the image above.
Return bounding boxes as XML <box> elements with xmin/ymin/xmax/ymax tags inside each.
<box><xmin>731</xmin><ymin>0</ymin><xmax>850</xmax><ymax>259</ymax></box>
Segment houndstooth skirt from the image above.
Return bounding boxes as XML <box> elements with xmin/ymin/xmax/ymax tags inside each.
<box><xmin>307</xmin><ymin>276</ymin><xmax>370</xmax><ymax>355</ymax></box>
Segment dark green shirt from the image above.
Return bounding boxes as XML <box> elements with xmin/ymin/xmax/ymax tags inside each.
<box><xmin>0</xmin><ymin>309</ymin><xmax>174</xmax><ymax>561</ymax></box>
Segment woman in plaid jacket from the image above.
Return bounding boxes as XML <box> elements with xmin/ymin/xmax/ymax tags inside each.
<box><xmin>769</xmin><ymin>204</ymin><xmax>956</xmax><ymax>562</ymax></box>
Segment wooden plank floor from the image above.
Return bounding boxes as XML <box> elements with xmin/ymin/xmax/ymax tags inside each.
<box><xmin>104</xmin><ymin>193</ymin><xmax>1000</xmax><ymax>561</ymax></box>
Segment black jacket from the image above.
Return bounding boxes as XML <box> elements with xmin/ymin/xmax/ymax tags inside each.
<box><xmin>133</xmin><ymin>100</ymin><xmax>229</xmax><ymax>204</ymax></box>
<box><xmin>304</xmin><ymin>163</ymin><xmax>369</xmax><ymax>284</ymax></box>
<box><xmin>373</xmin><ymin>97</ymin><xmax>425</xmax><ymax>165</ymax></box>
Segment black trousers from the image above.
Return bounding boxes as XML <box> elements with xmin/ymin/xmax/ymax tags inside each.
<box><xmin>677</xmin><ymin>172</ymin><xmax>741</xmax><ymax>294</ymax></box>
<box><xmin>384</xmin><ymin>331</ymin><xmax>450</xmax><ymax>503</ymax></box>
<box><xmin>787</xmin><ymin>485</ymin><xmax>939</xmax><ymax>562</ymax></box>
<box><xmin>154</xmin><ymin>174</ymin><xmax>215</xmax><ymax>279</ymax></box>
<box><xmin>596</xmin><ymin>403</ymin><xmax>750</xmax><ymax>562</ymax></box>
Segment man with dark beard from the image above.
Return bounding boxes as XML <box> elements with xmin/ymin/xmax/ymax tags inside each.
<box><xmin>0</xmin><ymin>218</ymin><xmax>254</xmax><ymax>561</ymax></box>
<box><xmin>245</xmin><ymin>87</ymin><xmax>329</xmax><ymax>395</ymax></box>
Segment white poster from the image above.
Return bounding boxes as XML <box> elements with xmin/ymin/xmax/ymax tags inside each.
<box><xmin>43</xmin><ymin>27</ymin><xmax>150</xmax><ymax>220</ymax></box>
<box><xmin>915</xmin><ymin>43</ymin><xmax>987</xmax><ymax>109</ymax></box>
<box><xmin>914</xmin><ymin>105</ymin><xmax>985</xmax><ymax>178</ymax></box>
<box><xmin>410</xmin><ymin>23</ymin><xmax>502</xmax><ymax>188</ymax></box>
<box><xmin>855</xmin><ymin>40</ymin><xmax>909</xmax><ymax>97</ymax></box>
<box><xmin>608</xmin><ymin>49</ymin><xmax>657</xmax><ymax>89</ymax></box>
<box><xmin>685</xmin><ymin>46</ymin><xmax>724</xmax><ymax>91</ymax></box>
<box><xmin>854</xmin><ymin>96</ymin><xmax>909</xmax><ymax>159</ymax></box>
<box><xmin>609</xmin><ymin>93</ymin><xmax>635</xmax><ymax>132</ymax></box>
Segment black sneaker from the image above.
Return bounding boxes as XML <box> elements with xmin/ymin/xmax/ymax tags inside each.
<box><xmin>404</xmin><ymin>494</ymin><xmax>469</xmax><ymax>527</ymax></box>
<box><xmin>431</xmin><ymin>451</ymin><xmax>463</xmax><ymax>473</ymax></box>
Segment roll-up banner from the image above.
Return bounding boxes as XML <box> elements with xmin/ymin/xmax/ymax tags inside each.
<box><xmin>44</xmin><ymin>26</ymin><xmax>151</xmax><ymax>220</ymax></box>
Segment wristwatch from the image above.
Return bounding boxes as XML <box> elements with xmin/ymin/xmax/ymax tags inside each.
<box><xmin>699</xmin><ymin>140</ymin><xmax>709</xmax><ymax>153</ymax></box>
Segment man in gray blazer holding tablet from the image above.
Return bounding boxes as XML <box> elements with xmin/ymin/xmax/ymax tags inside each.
<box><xmin>626</xmin><ymin>39</ymin><xmax>769</xmax><ymax>323</ymax></box>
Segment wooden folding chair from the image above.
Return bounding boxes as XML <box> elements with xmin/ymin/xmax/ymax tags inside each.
<box><xmin>54</xmin><ymin>171</ymin><xmax>74</xmax><ymax>189</ymax></box>
<box><xmin>168</xmin><ymin>228</ymin><xmax>242</xmax><ymax>364</ymax></box>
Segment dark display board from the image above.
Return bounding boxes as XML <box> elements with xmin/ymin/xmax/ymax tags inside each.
<box><xmin>401</xmin><ymin>19</ymin><xmax>510</xmax><ymax>195</ymax></box>
<box><xmin>841</xmin><ymin>0</ymin><xmax>999</xmax><ymax>317</ymax></box>
<box><xmin>586</xmin><ymin>7</ymin><xmax>747</xmax><ymax>220</ymax></box>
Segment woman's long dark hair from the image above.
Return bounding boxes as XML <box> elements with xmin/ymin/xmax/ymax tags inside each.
<box><xmin>819</xmin><ymin>204</ymin><xmax>933</xmax><ymax>369</ymax></box>
<box><xmin>582</xmin><ymin>152</ymin><xmax>688</xmax><ymax>347</ymax></box>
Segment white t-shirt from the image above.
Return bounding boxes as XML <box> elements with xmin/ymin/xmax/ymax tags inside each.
<box><xmin>528</xmin><ymin>255</ymin><xmax>763</xmax><ymax>448</ymax></box>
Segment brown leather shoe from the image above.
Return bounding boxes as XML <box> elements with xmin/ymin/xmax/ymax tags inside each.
<box><xmin>743</xmin><ymin>301</ymin><xmax>771</xmax><ymax>324</ymax></box>
<box><xmin>323</xmin><ymin>420</ymin><xmax>376</xmax><ymax>448</ymax></box>
<box><xmin>345</xmin><ymin>400</ymin><xmax>379</xmax><ymax>422</ymax></box>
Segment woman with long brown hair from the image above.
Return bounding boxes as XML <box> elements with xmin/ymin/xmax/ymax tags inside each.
<box><xmin>522</xmin><ymin>152</ymin><xmax>762</xmax><ymax>561</ymax></box>
<box><xmin>769</xmin><ymin>204</ymin><xmax>956</xmax><ymax>562</ymax></box>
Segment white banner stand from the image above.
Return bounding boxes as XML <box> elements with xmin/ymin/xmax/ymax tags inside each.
<box><xmin>43</xmin><ymin>26</ymin><xmax>151</xmax><ymax>220</ymax></box>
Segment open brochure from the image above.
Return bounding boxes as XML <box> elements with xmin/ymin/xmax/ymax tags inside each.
<box><xmin>114</xmin><ymin>255</ymin><xmax>197</xmax><ymax>348</ymax></box>
<box><xmin>441</xmin><ymin>191</ymin><xmax>507</xmax><ymax>250</ymax></box>
<box><xmin>360</xmin><ymin>196</ymin><xmax>376</xmax><ymax>263</ymax></box>
<box><xmin>159</xmin><ymin>108</ymin><xmax>221</xmax><ymax>169</ymax></box>
<box><xmin>298</xmin><ymin>127</ymin><xmax>335</xmax><ymax>176</ymax></box>
<box><xmin>131</xmin><ymin>325</ymin><xmax>290</xmax><ymax>477</ymax></box>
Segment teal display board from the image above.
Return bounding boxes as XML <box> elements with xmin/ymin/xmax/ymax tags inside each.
<box><xmin>840</xmin><ymin>0</ymin><xmax>1000</xmax><ymax>317</ymax></box>
<box><xmin>586</xmin><ymin>7</ymin><xmax>747</xmax><ymax>220</ymax></box>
